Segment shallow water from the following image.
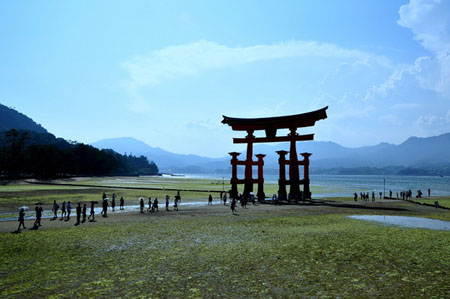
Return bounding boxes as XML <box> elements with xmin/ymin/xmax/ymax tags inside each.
<box><xmin>182</xmin><ymin>174</ymin><xmax>450</xmax><ymax>197</ymax></box>
<box><xmin>348</xmin><ymin>215</ymin><xmax>450</xmax><ymax>231</ymax></box>
<box><xmin>0</xmin><ymin>201</ymin><xmax>210</xmax><ymax>222</ymax></box>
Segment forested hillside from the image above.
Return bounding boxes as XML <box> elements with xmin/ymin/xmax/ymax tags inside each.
<box><xmin>0</xmin><ymin>103</ymin><xmax>47</xmax><ymax>133</ymax></box>
<box><xmin>0</xmin><ymin>129</ymin><xmax>159</xmax><ymax>178</ymax></box>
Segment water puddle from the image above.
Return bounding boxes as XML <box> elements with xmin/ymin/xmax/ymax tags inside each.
<box><xmin>348</xmin><ymin>215</ymin><xmax>450</xmax><ymax>231</ymax></box>
<box><xmin>0</xmin><ymin>201</ymin><xmax>210</xmax><ymax>222</ymax></box>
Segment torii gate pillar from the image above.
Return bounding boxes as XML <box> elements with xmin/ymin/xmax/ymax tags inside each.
<box><xmin>276</xmin><ymin>150</ymin><xmax>288</xmax><ymax>201</ymax></box>
<box><xmin>229</xmin><ymin>152</ymin><xmax>240</xmax><ymax>199</ymax></box>
<box><xmin>256</xmin><ymin>154</ymin><xmax>266</xmax><ymax>201</ymax></box>
<box><xmin>301</xmin><ymin>153</ymin><xmax>312</xmax><ymax>199</ymax></box>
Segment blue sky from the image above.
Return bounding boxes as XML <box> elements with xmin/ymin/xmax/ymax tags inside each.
<box><xmin>1</xmin><ymin>0</ymin><xmax>449</xmax><ymax>157</ymax></box>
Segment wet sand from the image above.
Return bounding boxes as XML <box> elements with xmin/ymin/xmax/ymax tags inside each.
<box><xmin>1</xmin><ymin>198</ymin><xmax>446</xmax><ymax>234</ymax></box>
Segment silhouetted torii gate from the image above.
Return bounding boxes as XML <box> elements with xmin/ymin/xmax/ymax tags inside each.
<box><xmin>222</xmin><ymin>106</ymin><xmax>328</xmax><ymax>201</ymax></box>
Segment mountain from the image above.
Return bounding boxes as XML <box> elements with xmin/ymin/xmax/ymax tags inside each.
<box><xmin>91</xmin><ymin>137</ymin><xmax>224</xmax><ymax>172</ymax></box>
<box><xmin>0</xmin><ymin>103</ymin><xmax>48</xmax><ymax>133</ymax></box>
<box><xmin>91</xmin><ymin>133</ymin><xmax>450</xmax><ymax>174</ymax></box>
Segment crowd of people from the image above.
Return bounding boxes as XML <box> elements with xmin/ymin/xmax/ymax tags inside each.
<box><xmin>15</xmin><ymin>190</ymin><xmax>248</xmax><ymax>232</ymax></box>
<box><xmin>15</xmin><ymin>187</ymin><xmax>435</xmax><ymax>232</ymax></box>
<box><xmin>352</xmin><ymin>188</ymin><xmax>432</xmax><ymax>202</ymax></box>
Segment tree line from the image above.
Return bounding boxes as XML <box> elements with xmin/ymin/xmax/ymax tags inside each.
<box><xmin>0</xmin><ymin>129</ymin><xmax>159</xmax><ymax>178</ymax></box>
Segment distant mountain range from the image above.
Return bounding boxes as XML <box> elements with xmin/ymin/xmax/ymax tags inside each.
<box><xmin>91</xmin><ymin>134</ymin><xmax>450</xmax><ymax>175</ymax></box>
<box><xmin>2</xmin><ymin>101</ymin><xmax>449</xmax><ymax>176</ymax></box>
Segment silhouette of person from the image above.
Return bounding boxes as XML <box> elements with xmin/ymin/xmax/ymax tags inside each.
<box><xmin>147</xmin><ymin>197</ymin><xmax>153</xmax><ymax>212</ymax></box>
<box><xmin>153</xmin><ymin>198</ymin><xmax>159</xmax><ymax>212</ymax></box>
<box><xmin>428</xmin><ymin>188</ymin><xmax>431</xmax><ymax>197</ymax></box>
<box><xmin>208</xmin><ymin>194</ymin><xmax>213</xmax><ymax>206</ymax></box>
<box><xmin>354</xmin><ymin>193</ymin><xmax>358</xmax><ymax>202</ymax></box>
<box><xmin>230</xmin><ymin>198</ymin><xmax>237</xmax><ymax>214</ymax></box>
<box><xmin>32</xmin><ymin>206</ymin><xmax>39</xmax><ymax>229</ymax></box>
<box><xmin>174</xmin><ymin>197</ymin><xmax>179</xmax><ymax>211</ymax></box>
<box><xmin>61</xmin><ymin>201</ymin><xmax>66</xmax><ymax>220</ymax></box>
<box><xmin>111</xmin><ymin>193</ymin><xmax>116</xmax><ymax>212</ymax></box>
<box><xmin>88</xmin><ymin>202</ymin><xmax>96</xmax><ymax>222</ymax></box>
<box><xmin>223</xmin><ymin>193</ymin><xmax>227</xmax><ymax>205</ymax></box>
<box><xmin>18</xmin><ymin>208</ymin><xmax>26</xmax><ymax>231</ymax></box>
<box><xmin>102</xmin><ymin>198</ymin><xmax>108</xmax><ymax>217</ymax></box>
<box><xmin>75</xmin><ymin>203</ymin><xmax>81</xmax><ymax>226</ymax></box>
<box><xmin>372</xmin><ymin>192</ymin><xmax>375</xmax><ymax>202</ymax></box>
<box><xmin>165</xmin><ymin>195</ymin><xmax>170</xmax><ymax>211</ymax></box>
<box><xmin>379</xmin><ymin>192</ymin><xmax>382</xmax><ymax>199</ymax></box>
<box><xmin>34</xmin><ymin>204</ymin><xmax>43</xmax><ymax>228</ymax></box>
<box><xmin>120</xmin><ymin>196</ymin><xmax>124</xmax><ymax>210</ymax></box>
<box><xmin>34</xmin><ymin>205</ymin><xmax>43</xmax><ymax>227</ymax></box>
<box><xmin>82</xmin><ymin>203</ymin><xmax>87</xmax><ymax>223</ymax></box>
<box><xmin>52</xmin><ymin>200</ymin><xmax>59</xmax><ymax>220</ymax></box>
<box><xmin>140</xmin><ymin>197</ymin><xmax>145</xmax><ymax>213</ymax></box>
<box><xmin>102</xmin><ymin>192</ymin><xmax>107</xmax><ymax>200</ymax></box>
<box><xmin>66</xmin><ymin>201</ymin><xmax>72</xmax><ymax>220</ymax></box>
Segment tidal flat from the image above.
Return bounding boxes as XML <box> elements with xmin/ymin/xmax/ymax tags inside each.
<box><xmin>1</xmin><ymin>177</ymin><xmax>449</xmax><ymax>298</ymax></box>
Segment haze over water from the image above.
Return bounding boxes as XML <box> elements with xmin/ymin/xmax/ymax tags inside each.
<box><xmin>181</xmin><ymin>174</ymin><xmax>450</xmax><ymax>197</ymax></box>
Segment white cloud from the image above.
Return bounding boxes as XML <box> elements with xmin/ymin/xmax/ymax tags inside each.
<box><xmin>361</xmin><ymin>0</ymin><xmax>450</xmax><ymax>103</ymax></box>
<box><xmin>398</xmin><ymin>0</ymin><xmax>450</xmax><ymax>95</ymax></box>
<box><xmin>363</xmin><ymin>56</ymin><xmax>433</xmax><ymax>101</ymax></box>
<box><xmin>391</xmin><ymin>102</ymin><xmax>419</xmax><ymax>109</ymax></box>
<box><xmin>247</xmin><ymin>100</ymin><xmax>288</xmax><ymax>118</ymax></box>
<box><xmin>415</xmin><ymin>113</ymin><xmax>447</xmax><ymax>127</ymax></box>
<box><xmin>378</xmin><ymin>114</ymin><xmax>403</xmax><ymax>126</ymax></box>
<box><xmin>122</xmin><ymin>40</ymin><xmax>389</xmax><ymax>93</ymax></box>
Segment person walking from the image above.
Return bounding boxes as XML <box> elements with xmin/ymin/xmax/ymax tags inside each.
<box><xmin>111</xmin><ymin>193</ymin><xmax>116</xmax><ymax>212</ymax></box>
<box><xmin>66</xmin><ymin>201</ymin><xmax>72</xmax><ymax>220</ymax></box>
<box><xmin>17</xmin><ymin>208</ymin><xmax>26</xmax><ymax>231</ymax></box>
<box><xmin>165</xmin><ymin>195</ymin><xmax>170</xmax><ymax>211</ymax></box>
<box><xmin>223</xmin><ymin>193</ymin><xmax>227</xmax><ymax>205</ymax></box>
<box><xmin>60</xmin><ymin>201</ymin><xmax>66</xmax><ymax>220</ymax></box>
<box><xmin>120</xmin><ymin>196</ymin><xmax>125</xmax><ymax>210</ymax></box>
<box><xmin>140</xmin><ymin>197</ymin><xmax>145</xmax><ymax>213</ymax></box>
<box><xmin>101</xmin><ymin>198</ymin><xmax>108</xmax><ymax>217</ymax></box>
<box><xmin>174</xmin><ymin>197</ymin><xmax>179</xmax><ymax>211</ymax></box>
<box><xmin>230</xmin><ymin>198</ymin><xmax>237</xmax><ymax>214</ymax></box>
<box><xmin>208</xmin><ymin>194</ymin><xmax>213</xmax><ymax>206</ymax></box>
<box><xmin>34</xmin><ymin>204</ymin><xmax>43</xmax><ymax>227</ymax></box>
<box><xmin>147</xmin><ymin>198</ymin><xmax>152</xmax><ymax>212</ymax></box>
<box><xmin>75</xmin><ymin>203</ymin><xmax>81</xmax><ymax>226</ymax></box>
<box><xmin>153</xmin><ymin>198</ymin><xmax>159</xmax><ymax>212</ymax></box>
<box><xmin>82</xmin><ymin>203</ymin><xmax>87</xmax><ymax>223</ymax></box>
<box><xmin>52</xmin><ymin>200</ymin><xmax>59</xmax><ymax>220</ymax></box>
<box><xmin>88</xmin><ymin>202</ymin><xmax>96</xmax><ymax>222</ymax></box>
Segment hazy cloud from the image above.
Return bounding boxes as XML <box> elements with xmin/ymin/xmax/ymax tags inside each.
<box><xmin>122</xmin><ymin>40</ymin><xmax>389</xmax><ymax>93</ymax></box>
<box><xmin>398</xmin><ymin>0</ymin><xmax>450</xmax><ymax>95</ymax></box>
<box><xmin>391</xmin><ymin>102</ymin><xmax>419</xmax><ymax>109</ymax></box>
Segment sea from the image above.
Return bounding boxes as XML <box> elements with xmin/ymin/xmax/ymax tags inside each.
<box><xmin>176</xmin><ymin>174</ymin><xmax>450</xmax><ymax>198</ymax></box>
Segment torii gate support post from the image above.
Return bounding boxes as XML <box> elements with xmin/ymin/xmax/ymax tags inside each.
<box><xmin>255</xmin><ymin>154</ymin><xmax>266</xmax><ymax>201</ymax></box>
<box><xmin>301</xmin><ymin>153</ymin><xmax>312</xmax><ymax>199</ymax></box>
<box><xmin>288</xmin><ymin>128</ymin><xmax>301</xmax><ymax>200</ymax></box>
<box><xmin>229</xmin><ymin>152</ymin><xmax>240</xmax><ymax>199</ymax></box>
<box><xmin>243</xmin><ymin>130</ymin><xmax>255</xmax><ymax>198</ymax></box>
<box><xmin>276</xmin><ymin>150</ymin><xmax>288</xmax><ymax>201</ymax></box>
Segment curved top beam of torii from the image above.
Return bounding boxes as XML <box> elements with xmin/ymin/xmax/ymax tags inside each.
<box><xmin>221</xmin><ymin>106</ymin><xmax>328</xmax><ymax>132</ymax></box>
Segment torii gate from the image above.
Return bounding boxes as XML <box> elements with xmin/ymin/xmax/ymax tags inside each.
<box><xmin>222</xmin><ymin>106</ymin><xmax>328</xmax><ymax>201</ymax></box>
